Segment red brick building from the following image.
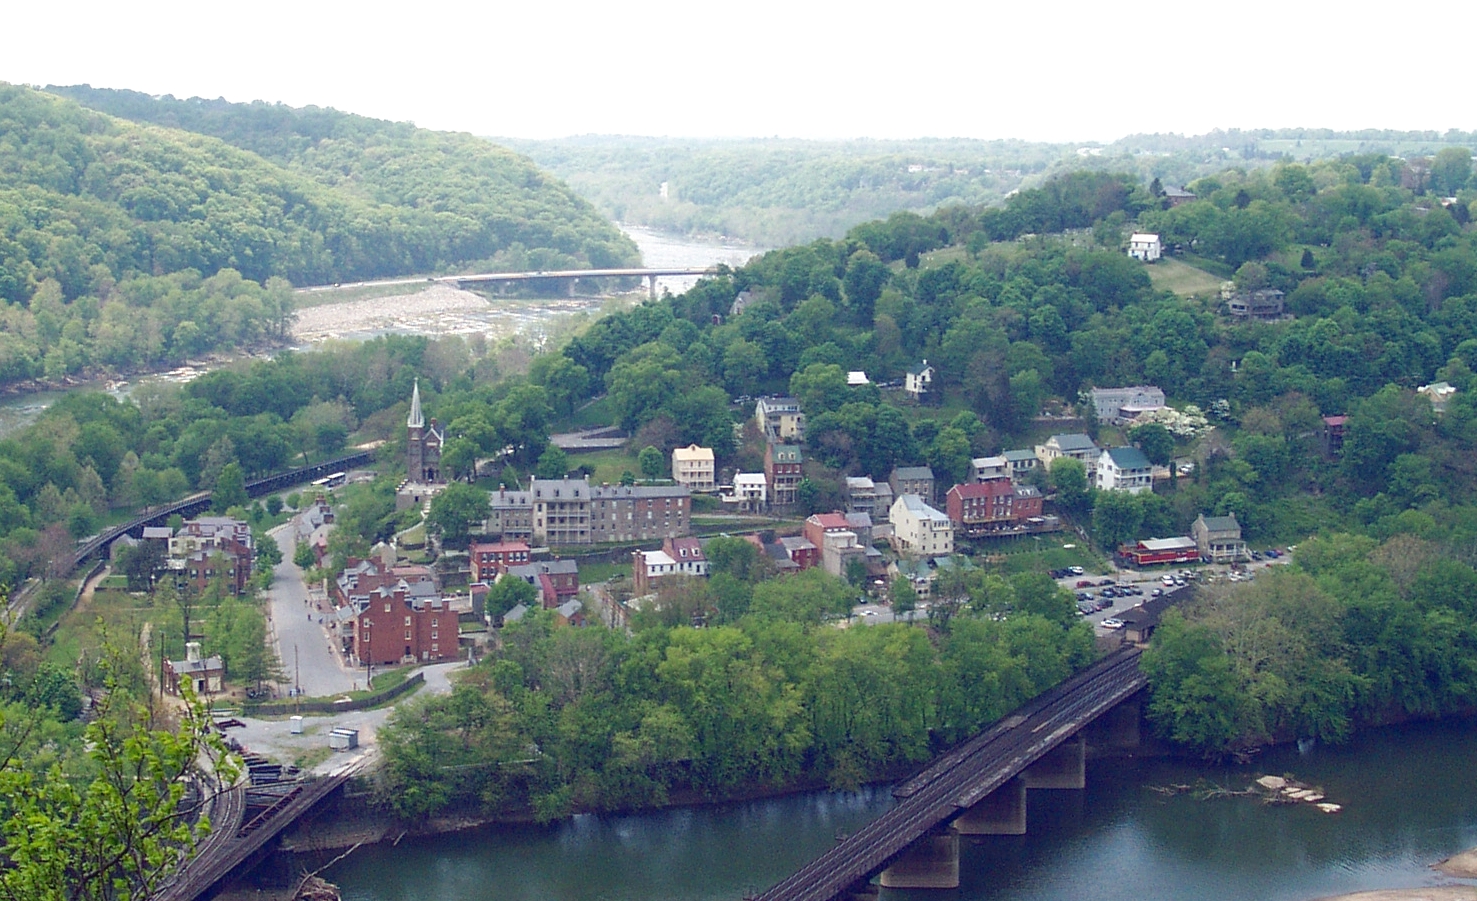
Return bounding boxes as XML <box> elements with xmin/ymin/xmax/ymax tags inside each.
<box><xmin>333</xmin><ymin>557</ymin><xmax>436</xmax><ymax>607</ymax></box>
<box><xmin>352</xmin><ymin>587</ymin><xmax>458</xmax><ymax>667</ymax></box>
<box><xmin>803</xmin><ymin>513</ymin><xmax>852</xmax><ymax>551</ymax></box>
<box><xmin>764</xmin><ymin>443</ymin><xmax>803</xmax><ymax>508</ymax></box>
<box><xmin>470</xmin><ymin>540</ymin><xmax>533</xmax><ymax>583</ymax></box>
<box><xmin>946</xmin><ymin>479</ymin><xmax>1047</xmax><ymax>537</ymax></box>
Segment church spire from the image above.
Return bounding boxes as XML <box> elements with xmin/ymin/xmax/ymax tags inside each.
<box><xmin>407</xmin><ymin>379</ymin><xmax>424</xmax><ymax>430</ymax></box>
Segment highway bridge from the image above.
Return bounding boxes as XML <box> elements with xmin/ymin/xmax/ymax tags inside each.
<box><xmin>299</xmin><ymin>267</ymin><xmax>724</xmax><ymax>299</ymax></box>
<box><xmin>151</xmin><ymin>768</ymin><xmax>357</xmax><ymax>901</ymax></box>
<box><xmin>754</xmin><ymin>647</ymin><xmax>1147</xmax><ymax>899</ymax></box>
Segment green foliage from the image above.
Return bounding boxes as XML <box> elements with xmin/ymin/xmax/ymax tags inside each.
<box><xmin>486</xmin><ymin>576</ymin><xmax>538</xmax><ymax>618</ymax></box>
<box><xmin>427</xmin><ymin>482</ymin><xmax>490</xmax><ymax>547</ymax></box>
<box><xmin>638</xmin><ymin>446</ymin><xmax>664</xmax><ymax>481</ymax></box>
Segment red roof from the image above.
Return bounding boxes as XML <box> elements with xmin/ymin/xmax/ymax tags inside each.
<box><xmin>948</xmin><ymin>480</ymin><xmax>1012</xmax><ymax>499</ymax></box>
<box><xmin>1323</xmin><ymin>415</ymin><xmax>1348</xmax><ymax>426</ymax></box>
<box><xmin>471</xmin><ymin>540</ymin><xmax>532</xmax><ymax>554</ymax></box>
<box><xmin>807</xmin><ymin>513</ymin><xmax>851</xmax><ymax>530</ymax></box>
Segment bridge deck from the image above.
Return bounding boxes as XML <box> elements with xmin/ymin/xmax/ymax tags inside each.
<box><xmin>754</xmin><ymin>647</ymin><xmax>1146</xmax><ymax>901</ymax></box>
<box><xmin>152</xmin><ymin>772</ymin><xmax>350</xmax><ymax>901</ymax></box>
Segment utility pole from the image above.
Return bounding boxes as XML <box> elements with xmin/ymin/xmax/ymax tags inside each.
<box><xmin>294</xmin><ymin>643</ymin><xmax>300</xmax><ymax>698</ymax></box>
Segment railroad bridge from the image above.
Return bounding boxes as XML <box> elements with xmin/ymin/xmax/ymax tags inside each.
<box><xmin>755</xmin><ymin>647</ymin><xmax>1148</xmax><ymax>899</ymax></box>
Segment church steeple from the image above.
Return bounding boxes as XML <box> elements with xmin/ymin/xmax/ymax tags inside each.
<box><xmin>408</xmin><ymin>379</ymin><xmax>425</xmax><ymax>430</ymax></box>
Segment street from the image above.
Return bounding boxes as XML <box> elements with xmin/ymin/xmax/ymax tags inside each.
<box><xmin>265</xmin><ymin>522</ymin><xmax>358</xmax><ymax>697</ymax></box>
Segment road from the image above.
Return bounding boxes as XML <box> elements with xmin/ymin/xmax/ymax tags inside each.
<box><xmin>265</xmin><ymin>522</ymin><xmax>357</xmax><ymax>698</ymax></box>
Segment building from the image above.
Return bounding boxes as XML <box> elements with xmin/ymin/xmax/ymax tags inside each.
<box><xmin>517</xmin><ymin>477</ymin><xmax>692</xmax><ymax>546</ymax></box>
<box><xmin>1089</xmin><ymin>386</ymin><xmax>1166</xmax><ymax>423</ymax></box>
<box><xmin>1419</xmin><ymin>381</ymin><xmax>1457</xmax><ymax>414</ymax></box>
<box><xmin>671</xmin><ymin>444</ymin><xmax>716</xmax><ymax>492</ymax></box>
<box><xmin>1164</xmin><ymin>186</ymin><xmax>1197</xmax><ymax>207</ymax></box>
<box><xmin>164</xmin><ymin>642</ymin><xmax>224</xmax><ymax>696</ymax></box>
<box><xmin>1035</xmin><ymin>434</ymin><xmax>1101</xmax><ymax>475</ymax></box>
<box><xmin>732</xmin><ymin>473</ymin><xmax>768</xmax><ymax>512</ymax></box>
<box><xmin>1097</xmin><ymin>446</ymin><xmax>1154</xmax><ymax>494</ymax></box>
<box><xmin>633</xmin><ymin>548</ymin><xmax>678</xmax><ymax>596</ymax></box>
<box><xmin>352</xmin><ymin>587</ymin><xmax>458</xmax><ymax>667</ymax></box>
<box><xmin>847</xmin><ymin>370</ymin><xmax>870</xmax><ymax>387</ymax></box>
<box><xmin>487</xmin><ymin>485</ymin><xmax>535</xmax><ymax>541</ymax></box>
<box><xmin>665</xmin><ymin>537</ymin><xmax>708</xmax><ymax>578</ymax></box>
<box><xmin>945</xmin><ymin>480</ymin><xmax>1052</xmax><ymax>537</ymax></box>
<box><xmin>971</xmin><ymin>456</ymin><xmax>1008</xmax><ymax>482</ymax></box>
<box><xmin>1227</xmin><ymin>288</ymin><xmax>1285</xmax><ymax>320</ymax></box>
<box><xmin>890</xmin><ymin>494</ymin><xmax>954</xmax><ymax>557</ymax></box>
<box><xmin>1002</xmin><ymin>449</ymin><xmax>1040</xmax><ymax>481</ymax></box>
<box><xmin>1192</xmin><ymin>513</ymin><xmax>1248</xmax><ymax>563</ymax></box>
<box><xmin>778</xmin><ymin>535</ymin><xmax>820</xmax><ymax>570</ymax></box>
<box><xmin>169</xmin><ymin>517</ymin><xmax>254</xmax><ymax>594</ymax></box>
<box><xmin>845</xmin><ymin>476</ymin><xmax>878</xmax><ymax>515</ymax></box>
<box><xmin>405</xmin><ymin>379</ymin><xmax>444</xmax><ymax>483</ymax></box>
<box><xmin>1119</xmin><ymin>536</ymin><xmax>1200</xmax><ymax>567</ymax></box>
<box><xmin>505</xmin><ymin>559</ymin><xmax>580</xmax><ymax>606</ymax></box>
<box><xmin>765</xmin><ymin>443</ymin><xmax>803</xmax><ymax>508</ymax></box>
<box><xmin>905</xmin><ymin>361</ymin><xmax>935</xmax><ymax>402</ymax></box>
<box><xmin>1321</xmin><ymin>415</ymin><xmax>1348</xmax><ymax>457</ymax></box>
<box><xmin>1128</xmin><ymin>233</ymin><xmax>1162</xmax><ymax>262</ymax></box>
<box><xmin>333</xmin><ymin>556</ymin><xmax>437</xmax><ymax>608</ymax></box>
<box><xmin>803</xmin><ymin>513</ymin><xmax>853</xmax><ymax>554</ymax></box>
<box><xmin>756</xmin><ymin>397</ymin><xmax>806</xmax><ymax>441</ymax></box>
<box><xmin>890</xmin><ymin>466</ymin><xmax>936</xmax><ymax>505</ymax></box>
<box><xmin>469</xmin><ymin>540</ymin><xmax>532</xmax><ymax>583</ymax></box>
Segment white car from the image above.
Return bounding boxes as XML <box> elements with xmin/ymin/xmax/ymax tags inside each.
<box><xmin>1101</xmin><ymin>618</ymin><xmax>1125</xmax><ymax>630</ymax></box>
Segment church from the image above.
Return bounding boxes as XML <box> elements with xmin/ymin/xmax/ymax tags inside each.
<box><xmin>405</xmin><ymin>380</ymin><xmax>444</xmax><ymax>483</ymax></box>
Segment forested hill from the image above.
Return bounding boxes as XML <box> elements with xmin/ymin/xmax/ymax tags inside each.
<box><xmin>0</xmin><ymin>84</ymin><xmax>637</xmax><ymax>386</ymax></box>
<box><xmin>42</xmin><ymin>84</ymin><xmax>639</xmax><ymax>273</ymax></box>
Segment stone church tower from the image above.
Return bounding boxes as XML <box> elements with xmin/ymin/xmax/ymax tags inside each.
<box><xmin>406</xmin><ymin>380</ymin><xmax>444</xmax><ymax>483</ymax></box>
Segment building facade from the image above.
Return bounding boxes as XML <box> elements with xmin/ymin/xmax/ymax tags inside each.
<box><xmin>405</xmin><ymin>379</ymin><xmax>444</xmax><ymax>483</ymax></box>
<box><xmin>756</xmin><ymin>397</ymin><xmax>806</xmax><ymax>441</ymax></box>
<box><xmin>1035</xmin><ymin>434</ymin><xmax>1100</xmax><ymax>475</ymax></box>
<box><xmin>890</xmin><ymin>466</ymin><xmax>936</xmax><ymax>505</ymax></box>
<box><xmin>1128</xmin><ymin>233</ymin><xmax>1161</xmax><ymax>262</ymax></box>
<box><xmin>890</xmin><ymin>494</ymin><xmax>954</xmax><ymax>557</ymax></box>
<box><xmin>671</xmin><ymin>444</ymin><xmax>716</xmax><ymax>492</ymax></box>
<box><xmin>1192</xmin><ymin>513</ymin><xmax>1249</xmax><ymax>563</ymax></box>
<box><xmin>469</xmin><ymin>541</ymin><xmax>533</xmax><ymax>583</ymax></box>
<box><xmin>765</xmin><ymin>443</ymin><xmax>803</xmax><ymax>508</ymax></box>
<box><xmin>1096</xmin><ymin>446</ymin><xmax>1154</xmax><ymax>494</ymax></box>
<box><xmin>1089</xmin><ymin>386</ymin><xmax>1166</xmax><ymax>423</ymax></box>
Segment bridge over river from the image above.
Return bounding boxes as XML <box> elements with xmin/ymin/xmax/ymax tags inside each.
<box><xmin>300</xmin><ymin>267</ymin><xmax>723</xmax><ymax>299</ymax></box>
<box><xmin>755</xmin><ymin>647</ymin><xmax>1148</xmax><ymax>899</ymax></box>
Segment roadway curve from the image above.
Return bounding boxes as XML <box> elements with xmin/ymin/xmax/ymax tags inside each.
<box><xmin>754</xmin><ymin>648</ymin><xmax>1146</xmax><ymax>901</ymax></box>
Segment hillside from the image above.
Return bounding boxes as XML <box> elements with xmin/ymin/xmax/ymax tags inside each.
<box><xmin>0</xmin><ymin>84</ymin><xmax>638</xmax><ymax>386</ymax></box>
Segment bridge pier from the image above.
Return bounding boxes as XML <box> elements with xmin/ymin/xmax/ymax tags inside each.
<box><xmin>1023</xmin><ymin>733</ymin><xmax>1086</xmax><ymax>789</ymax></box>
<box><xmin>879</xmin><ymin>828</ymin><xmax>960</xmax><ymax>890</ymax></box>
<box><xmin>955</xmin><ymin>775</ymin><xmax>1027</xmax><ymax>835</ymax></box>
<box><xmin>1086</xmin><ymin>696</ymin><xmax>1142</xmax><ymax>752</ymax></box>
<box><xmin>648</xmin><ymin>274</ymin><xmax>659</xmax><ymax>299</ymax></box>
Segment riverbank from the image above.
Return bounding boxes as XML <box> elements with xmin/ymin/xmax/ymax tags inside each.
<box><xmin>1317</xmin><ymin>890</ymin><xmax>1477</xmax><ymax>901</ymax></box>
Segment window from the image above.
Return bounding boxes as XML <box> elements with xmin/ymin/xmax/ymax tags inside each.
<box><xmin>432</xmin><ymin>630</ymin><xmax>439</xmax><ymax>639</ymax></box>
<box><xmin>404</xmin><ymin>630</ymin><xmax>411</xmax><ymax>640</ymax></box>
<box><xmin>385</xmin><ymin>603</ymin><xmax>392</xmax><ymax>612</ymax></box>
<box><xmin>404</xmin><ymin>616</ymin><xmax>412</xmax><ymax>626</ymax></box>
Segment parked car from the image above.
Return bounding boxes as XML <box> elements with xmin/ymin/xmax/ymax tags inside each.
<box><xmin>1098</xmin><ymin>578</ymin><xmax>1114</xmax><ymax>586</ymax></box>
<box><xmin>1076</xmin><ymin>580</ymin><xmax>1094</xmax><ymax>588</ymax></box>
<box><xmin>1101</xmin><ymin>618</ymin><xmax>1125</xmax><ymax>629</ymax></box>
<box><xmin>1069</xmin><ymin>566</ymin><xmax>1085</xmax><ymax>576</ymax></box>
<box><xmin>1151</xmin><ymin>588</ymin><xmax>1163</xmax><ymax>597</ymax></box>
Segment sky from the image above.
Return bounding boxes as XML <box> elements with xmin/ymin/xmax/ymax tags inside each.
<box><xmin>6</xmin><ymin>0</ymin><xmax>1474</xmax><ymax>144</ymax></box>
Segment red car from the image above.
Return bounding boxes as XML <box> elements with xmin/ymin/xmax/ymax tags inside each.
<box><xmin>1076</xmin><ymin>580</ymin><xmax>1094</xmax><ymax>588</ymax></box>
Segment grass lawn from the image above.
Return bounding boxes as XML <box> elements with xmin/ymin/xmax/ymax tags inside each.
<box><xmin>576</xmin><ymin>560</ymin><xmax>629</xmax><ymax>583</ymax></box>
<box><xmin>558</xmin><ymin>396</ymin><xmax>617</xmax><ymax>431</ymax></box>
<box><xmin>567</xmin><ymin>448</ymin><xmax>643</xmax><ymax>484</ymax></box>
<box><xmin>971</xmin><ymin>534</ymin><xmax>1110</xmax><ymax>576</ymax></box>
<box><xmin>1147</xmin><ymin>258</ymin><xmax>1225</xmax><ymax>298</ymax></box>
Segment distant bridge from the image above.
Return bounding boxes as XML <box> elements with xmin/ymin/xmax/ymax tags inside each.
<box><xmin>299</xmin><ymin>267</ymin><xmax>724</xmax><ymax>299</ymax></box>
<box><xmin>754</xmin><ymin>647</ymin><xmax>1148</xmax><ymax>899</ymax></box>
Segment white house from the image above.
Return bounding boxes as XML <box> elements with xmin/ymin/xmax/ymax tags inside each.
<box><xmin>905</xmin><ymin>361</ymin><xmax>934</xmax><ymax>401</ymax></box>
<box><xmin>1096</xmin><ymin>446</ymin><xmax>1154</xmax><ymax>494</ymax></box>
<box><xmin>1128</xmin><ymin>233</ymin><xmax>1161</xmax><ymax>262</ymax></box>
<box><xmin>1035</xmin><ymin>434</ymin><xmax>1101</xmax><ymax>475</ymax></box>
<box><xmin>971</xmin><ymin>455</ymin><xmax>1009</xmax><ymax>482</ymax></box>
<box><xmin>889</xmin><ymin>494</ymin><xmax>954</xmax><ymax>557</ymax></box>
<box><xmin>755</xmin><ymin>397</ymin><xmax>805</xmax><ymax>441</ymax></box>
<box><xmin>1089</xmin><ymin>385</ymin><xmax>1166</xmax><ymax>423</ymax></box>
<box><xmin>732</xmin><ymin>473</ymin><xmax>768</xmax><ymax>512</ymax></box>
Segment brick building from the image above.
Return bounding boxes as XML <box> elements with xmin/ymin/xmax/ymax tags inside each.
<box><xmin>469</xmin><ymin>540</ymin><xmax>533</xmax><ymax>583</ymax></box>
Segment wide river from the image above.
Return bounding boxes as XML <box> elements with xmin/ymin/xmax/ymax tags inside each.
<box><xmin>319</xmin><ymin>717</ymin><xmax>1477</xmax><ymax>901</ymax></box>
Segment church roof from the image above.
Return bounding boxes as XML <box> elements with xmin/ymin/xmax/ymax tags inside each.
<box><xmin>408</xmin><ymin>379</ymin><xmax>425</xmax><ymax>429</ymax></box>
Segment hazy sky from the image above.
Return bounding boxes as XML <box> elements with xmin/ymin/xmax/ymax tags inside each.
<box><xmin>7</xmin><ymin>0</ymin><xmax>1473</xmax><ymax>143</ymax></box>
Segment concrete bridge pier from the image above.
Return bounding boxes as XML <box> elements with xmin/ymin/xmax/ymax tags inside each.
<box><xmin>1086</xmin><ymin>696</ymin><xmax>1142</xmax><ymax>752</ymax></box>
<box><xmin>648</xmin><ymin>274</ymin><xmax>659</xmax><ymax>299</ymax></box>
<box><xmin>879</xmin><ymin>827</ymin><xmax>960</xmax><ymax>889</ymax></box>
<box><xmin>955</xmin><ymin>775</ymin><xmax>1027</xmax><ymax>835</ymax></box>
<box><xmin>1023</xmin><ymin>733</ymin><xmax>1086</xmax><ymax>789</ymax></box>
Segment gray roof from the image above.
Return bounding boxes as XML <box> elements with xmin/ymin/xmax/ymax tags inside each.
<box><xmin>589</xmin><ymin>483</ymin><xmax>690</xmax><ymax>499</ymax></box>
<box><xmin>899</xmin><ymin>494</ymin><xmax>949</xmax><ymax>522</ymax></box>
<box><xmin>1198</xmin><ymin>514</ymin><xmax>1241</xmax><ymax>533</ymax></box>
<box><xmin>892</xmin><ymin>466</ymin><xmax>935</xmax><ymax>481</ymax></box>
<box><xmin>1051</xmin><ymin>434</ymin><xmax>1098</xmax><ymax>452</ymax></box>
<box><xmin>557</xmin><ymin>599</ymin><xmax>583</xmax><ymax>618</ymax></box>
<box><xmin>1104</xmin><ymin>446</ymin><xmax>1152</xmax><ymax>470</ymax></box>
<box><xmin>1014</xmin><ymin>485</ymin><xmax>1041</xmax><ymax>498</ymax></box>
<box><xmin>503</xmin><ymin>603</ymin><xmax>528</xmax><ymax>623</ymax></box>
<box><xmin>1003</xmin><ymin>449</ymin><xmax>1037</xmax><ymax>463</ymax></box>
<box><xmin>142</xmin><ymin>526</ymin><xmax>173</xmax><ymax>540</ymax></box>
<box><xmin>508</xmin><ymin>560</ymin><xmax>579</xmax><ymax>579</ymax></box>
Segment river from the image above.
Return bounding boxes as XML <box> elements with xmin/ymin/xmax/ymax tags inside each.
<box><xmin>0</xmin><ymin>228</ymin><xmax>766</xmax><ymax>438</ymax></box>
<box><xmin>318</xmin><ymin>717</ymin><xmax>1477</xmax><ymax>901</ymax></box>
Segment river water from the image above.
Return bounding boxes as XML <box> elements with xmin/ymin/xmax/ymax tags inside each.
<box><xmin>321</xmin><ymin>717</ymin><xmax>1477</xmax><ymax>901</ymax></box>
<box><xmin>0</xmin><ymin>228</ymin><xmax>766</xmax><ymax>438</ymax></box>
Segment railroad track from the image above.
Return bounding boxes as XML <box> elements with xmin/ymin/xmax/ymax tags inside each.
<box><xmin>753</xmin><ymin>648</ymin><xmax>1146</xmax><ymax>901</ymax></box>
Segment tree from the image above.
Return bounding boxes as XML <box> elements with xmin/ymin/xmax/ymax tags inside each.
<box><xmin>0</xmin><ymin>663</ymin><xmax>239</xmax><ymax>901</ymax></box>
<box><xmin>1431</xmin><ymin>147</ymin><xmax>1473</xmax><ymax>196</ymax></box>
<box><xmin>427</xmin><ymin>482</ymin><xmax>489</xmax><ymax>547</ymax></box>
<box><xmin>1049</xmin><ymin>458</ymin><xmax>1090</xmax><ymax>516</ymax></box>
<box><xmin>890</xmin><ymin>576</ymin><xmax>918</xmax><ymax>619</ymax></box>
<box><xmin>265</xmin><ymin>495</ymin><xmax>283</xmax><ymax>517</ymax></box>
<box><xmin>927</xmin><ymin>427</ymin><xmax>973</xmax><ymax>488</ymax></box>
<box><xmin>211</xmin><ymin>462</ymin><xmax>248</xmax><ymax>513</ymax></box>
<box><xmin>1140</xmin><ymin>611</ymin><xmax>1251</xmax><ymax>756</ymax></box>
<box><xmin>1129</xmin><ymin>422</ymin><xmax>1175</xmax><ymax>467</ymax></box>
<box><xmin>535</xmin><ymin>445</ymin><xmax>569</xmax><ymax>480</ymax></box>
<box><xmin>1093</xmin><ymin>490</ymin><xmax>1144</xmax><ymax>550</ymax></box>
<box><xmin>486</xmin><ymin>576</ymin><xmax>538</xmax><ymax>619</ymax></box>
<box><xmin>638</xmin><ymin>446</ymin><xmax>664</xmax><ymax>482</ymax></box>
<box><xmin>790</xmin><ymin>364</ymin><xmax>849</xmax><ymax>416</ymax></box>
<box><xmin>115</xmin><ymin>540</ymin><xmax>165</xmax><ymax>591</ymax></box>
<box><xmin>293</xmin><ymin>541</ymin><xmax>315</xmax><ymax>569</ymax></box>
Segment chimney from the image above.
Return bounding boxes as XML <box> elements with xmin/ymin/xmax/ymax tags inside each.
<box><xmin>186</xmin><ymin>641</ymin><xmax>202</xmax><ymax>664</ymax></box>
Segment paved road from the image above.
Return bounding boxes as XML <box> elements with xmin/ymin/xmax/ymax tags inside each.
<box><xmin>225</xmin><ymin>660</ymin><xmax>467</xmax><ymax>774</ymax></box>
<box><xmin>266</xmin><ymin>522</ymin><xmax>357</xmax><ymax>697</ymax></box>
